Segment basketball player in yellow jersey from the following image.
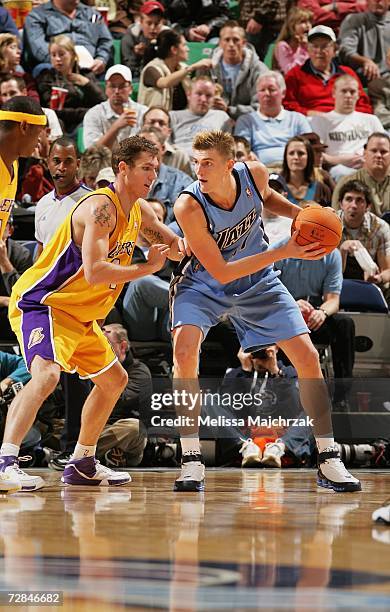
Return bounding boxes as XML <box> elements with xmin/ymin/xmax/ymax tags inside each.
<box><xmin>0</xmin><ymin>136</ymin><xmax>188</xmax><ymax>492</ymax></box>
<box><xmin>0</xmin><ymin>96</ymin><xmax>47</xmax><ymax>242</ymax></box>
<box><xmin>0</xmin><ymin>96</ymin><xmax>47</xmax><ymax>493</ymax></box>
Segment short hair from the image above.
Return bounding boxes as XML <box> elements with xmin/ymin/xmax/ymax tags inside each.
<box><xmin>0</xmin><ymin>33</ymin><xmax>19</xmax><ymax>72</ymax></box>
<box><xmin>138</xmin><ymin>125</ymin><xmax>165</xmax><ymax>146</ymax></box>
<box><xmin>0</xmin><ymin>96</ymin><xmax>45</xmax><ymax>132</ymax></box>
<box><xmin>233</xmin><ymin>135</ymin><xmax>251</xmax><ymax>154</ymax></box>
<box><xmin>188</xmin><ymin>74</ymin><xmax>215</xmax><ymax>90</ymax></box>
<box><xmin>145</xmin><ymin>197</ymin><xmax>167</xmax><ymax>222</ymax></box>
<box><xmin>364</xmin><ymin>132</ymin><xmax>390</xmax><ymax>149</ymax></box>
<box><xmin>143</xmin><ymin>105</ymin><xmax>171</xmax><ymax>127</ymax></box>
<box><xmin>111</xmin><ymin>136</ymin><xmax>159</xmax><ymax>174</ymax></box>
<box><xmin>281</xmin><ymin>136</ymin><xmax>315</xmax><ymax>183</ymax></box>
<box><xmin>104</xmin><ymin>323</ymin><xmax>129</xmax><ymax>345</ymax></box>
<box><xmin>79</xmin><ymin>145</ymin><xmax>112</xmax><ymax>178</ymax></box>
<box><xmin>0</xmin><ymin>74</ymin><xmax>26</xmax><ymax>92</ymax></box>
<box><xmin>192</xmin><ymin>130</ymin><xmax>235</xmax><ymax>160</ymax></box>
<box><xmin>49</xmin><ymin>136</ymin><xmax>77</xmax><ymax>157</ymax></box>
<box><xmin>333</xmin><ymin>73</ymin><xmax>359</xmax><ymax>92</ymax></box>
<box><xmin>257</xmin><ymin>70</ymin><xmax>286</xmax><ymax>93</ymax></box>
<box><xmin>219</xmin><ymin>19</ymin><xmax>246</xmax><ymax>39</ymax></box>
<box><xmin>339</xmin><ymin>180</ymin><xmax>372</xmax><ymax>206</ymax></box>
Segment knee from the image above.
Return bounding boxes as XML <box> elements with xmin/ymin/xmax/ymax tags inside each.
<box><xmin>31</xmin><ymin>363</ymin><xmax>60</xmax><ymax>396</ymax></box>
<box><xmin>297</xmin><ymin>342</ymin><xmax>321</xmax><ymax>374</ymax></box>
<box><xmin>173</xmin><ymin>344</ymin><xmax>198</xmax><ymax>375</ymax></box>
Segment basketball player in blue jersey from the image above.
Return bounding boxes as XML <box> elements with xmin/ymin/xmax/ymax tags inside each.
<box><xmin>0</xmin><ymin>136</ymin><xmax>189</xmax><ymax>492</ymax></box>
<box><xmin>170</xmin><ymin>130</ymin><xmax>361</xmax><ymax>494</ymax></box>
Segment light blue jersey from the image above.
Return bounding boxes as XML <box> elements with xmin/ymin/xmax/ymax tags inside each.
<box><xmin>170</xmin><ymin>162</ymin><xmax>308</xmax><ymax>350</ymax></box>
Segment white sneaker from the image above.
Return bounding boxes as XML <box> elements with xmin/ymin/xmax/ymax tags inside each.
<box><xmin>240</xmin><ymin>439</ymin><xmax>262</xmax><ymax>468</ymax></box>
<box><xmin>317</xmin><ymin>447</ymin><xmax>361</xmax><ymax>493</ymax></box>
<box><xmin>372</xmin><ymin>500</ymin><xmax>390</xmax><ymax>525</ymax></box>
<box><xmin>261</xmin><ymin>439</ymin><xmax>285</xmax><ymax>468</ymax></box>
<box><xmin>0</xmin><ymin>455</ymin><xmax>44</xmax><ymax>491</ymax></box>
<box><xmin>61</xmin><ymin>456</ymin><xmax>131</xmax><ymax>486</ymax></box>
<box><xmin>0</xmin><ymin>471</ymin><xmax>21</xmax><ymax>494</ymax></box>
<box><xmin>174</xmin><ymin>453</ymin><xmax>205</xmax><ymax>492</ymax></box>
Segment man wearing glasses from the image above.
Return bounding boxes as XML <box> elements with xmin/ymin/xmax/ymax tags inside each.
<box><xmin>83</xmin><ymin>65</ymin><xmax>148</xmax><ymax>150</ymax></box>
<box><xmin>283</xmin><ymin>25</ymin><xmax>372</xmax><ymax>116</ymax></box>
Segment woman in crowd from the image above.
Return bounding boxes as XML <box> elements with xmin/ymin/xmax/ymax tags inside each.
<box><xmin>0</xmin><ymin>33</ymin><xmax>39</xmax><ymax>100</ymax></box>
<box><xmin>138</xmin><ymin>29</ymin><xmax>212</xmax><ymax>110</ymax></box>
<box><xmin>272</xmin><ymin>7</ymin><xmax>312</xmax><ymax>74</ymax></box>
<box><xmin>281</xmin><ymin>136</ymin><xmax>332</xmax><ymax>206</ymax></box>
<box><xmin>36</xmin><ymin>35</ymin><xmax>105</xmax><ymax>136</ymax></box>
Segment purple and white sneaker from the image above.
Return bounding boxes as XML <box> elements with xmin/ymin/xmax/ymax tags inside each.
<box><xmin>0</xmin><ymin>455</ymin><xmax>44</xmax><ymax>491</ymax></box>
<box><xmin>61</xmin><ymin>456</ymin><xmax>131</xmax><ymax>486</ymax></box>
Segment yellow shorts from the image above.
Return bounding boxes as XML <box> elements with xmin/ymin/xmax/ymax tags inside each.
<box><xmin>9</xmin><ymin>299</ymin><xmax>117</xmax><ymax>379</ymax></box>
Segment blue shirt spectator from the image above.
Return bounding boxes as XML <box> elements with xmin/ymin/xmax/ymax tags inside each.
<box><xmin>22</xmin><ymin>0</ymin><xmax>112</xmax><ymax>74</ymax></box>
<box><xmin>0</xmin><ymin>351</ymin><xmax>31</xmax><ymax>389</ymax></box>
<box><xmin>0</xmin><ymin>7</ymin><xmax>19</xmax><ymax>37</ymax></box>
<box><xmin>149</xmin><ymin>163</ymin><xmax>192</xmax><ymax>223</ymax></box>
<box><xmin>234</xmin><ymin>71</ymin><xmax>311</xmax><ymax>165</ymax></box>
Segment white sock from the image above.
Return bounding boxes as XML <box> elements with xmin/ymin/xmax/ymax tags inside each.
<box><xmin>72</xmin><ymin>443</ymin><xmax>96</xmax><ymax>460</ymax></box>
<box><xmin>316</xmin><ymin>437</ymin><xmax>336</xmax><ymax>454</ymax></box>
<box><xmin>0</xmin><ymin>443</ymin><xmax>20</xmax><ymax>457</ymax></box>
<box><xmin>180</xmin><ymin>437</ymin><xmax>201</xmax><ymax>457</ymax></box>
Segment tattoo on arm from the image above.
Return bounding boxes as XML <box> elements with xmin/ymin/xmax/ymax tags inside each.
<box><xmin>93</xmin><ymin>203</ymin><xmax>111</xmax><ymax>227</ymax></box>
<box><xmin>143</xmin><ymin>226</ymin><xmax>164</xmax><ymax>245</ymax></box>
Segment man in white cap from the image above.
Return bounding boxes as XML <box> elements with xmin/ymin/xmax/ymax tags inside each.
<box><xmin>83</xmin><ymin>64</ymin><xmax>148</xmax><ymax>150</ymax></box>
<box><xmin>283</xmin><ymin>25</ymin><xmax>372</xmax><ymax>116</ymax></box>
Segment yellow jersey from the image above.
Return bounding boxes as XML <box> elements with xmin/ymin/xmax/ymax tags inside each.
<box><xmin>11</xmin><ymin>185</ymin><xmax>141</xmax><ymax>322</ymax></box>
<box><xmin>0</xmin><ymin>156</ymin><xmax>18</xmax><ymax>240</ymax></box>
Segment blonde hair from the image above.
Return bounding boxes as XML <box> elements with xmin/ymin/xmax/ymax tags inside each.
<box><xmin>333</xmin><ymin>73</ymin><xmax>359</xmax><ymax>92</ymax></box>
<box><xmin>192</xmin><ymin>130</ymin><xmax>235</xmax><ymax>160</ymax></box>
<box><xmin>0</xmin><ymin>34</ymin><xmax>19</xmax><ymax>72</ymax></box>
<box><xmin>272</xmin><ymin>7</ymin><xmax>313</xmax><ymax>69</ymax></box>
<box><xmin>49</xmin><ymin>34</ymin><xmax>78</xmax><ymax>70</ymax></box>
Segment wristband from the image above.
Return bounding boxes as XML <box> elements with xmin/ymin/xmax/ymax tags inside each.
<box><xmin>317</xmin><ymin>307</ymin><xmax>329</xmax><ymax>318</ymax></box>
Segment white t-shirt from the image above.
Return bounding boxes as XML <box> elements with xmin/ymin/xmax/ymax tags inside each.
<box><xmin>311</xmin><ymin>111</ymin><xmax>385</xmax><ymax>156</ymax></box>
<box><xmin>170</xmin><ymin>109</ymin><xmax>232</xmax><ymax>156</ymax></box>
<box><xmin>35</xmin><ymin>183</ymin><xmax>92</xmax><ymax>247</ymax></box>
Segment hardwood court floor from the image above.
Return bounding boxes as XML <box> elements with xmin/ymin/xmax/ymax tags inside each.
<box><xmin>0</xmin><ymin>469</ymin><xmax>389</xmax><ymax>611</ymax></box>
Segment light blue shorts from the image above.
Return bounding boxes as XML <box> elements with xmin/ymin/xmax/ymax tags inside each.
<box><xmin>170</xmin><ymin>276</ymin><xmax>308</xmax><ymax>351</ymax></box>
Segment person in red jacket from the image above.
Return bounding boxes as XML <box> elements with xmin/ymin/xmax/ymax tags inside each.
<box><xmin>284</xmin><ymin>25</ymin><xmax>372</xmax><ymax>116</ymax></box>
<box><xmin>298</xmin><ymin>0</ymin><xmax>367</xmax><ymax>32</ymax></box>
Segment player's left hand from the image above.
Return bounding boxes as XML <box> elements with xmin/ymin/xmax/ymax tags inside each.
<box><xmin>147</xmin><ymin>243</ymin><xmax>170</xmax><ymax>270</ymax></box>
<box><xmin>177</xmin><ymin>237</ymin><xmax>191</xmax><ymax>258</ymax></box>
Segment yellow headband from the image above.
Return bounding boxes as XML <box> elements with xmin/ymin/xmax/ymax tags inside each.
<box><xmin>0</xmin><ymin>110</ymin><xmax>47</xmax><ymax>125</ymax></box>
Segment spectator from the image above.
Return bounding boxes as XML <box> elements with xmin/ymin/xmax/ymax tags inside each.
<box><xmin>210</xmin><ymin>20</ymin><xmax>269</xmax><ymax>119</ymax></box>
<box><xmin>169</xmin><ymin>76</ymin><xmax>232</xmax><ymax>157</ymax></box>
<box><xmin>301</xmin><ymin>131</ymin><xmax>335</xmax><ymax>193</ymax></box>
<box><xmin>165</xmin><ymin>0</ymin><xmax>229</xmax><ymax>42</ymax></box>
<box><xmin>138</xmin><ymin>29</ymin><xmax>212</xmax><ymax>111</ymax></box>
<box><xmin>233</xmin><ymin>135</ymin><xmax>253</xmax><ymax>162</ymax></box>
<box><xmin>23</xmin><ymin>0</ymin><xmax>112</xmax><ymax>75</ymax></box>
<box><xmin>368</xmin><ymin>47</ymin><xmax>390</xmax><ymax>128</ymax></box>
<box><xmin>36</xmin><ymin>35</ymin><xmax>105</xmax><ymax>136</ymax></box>
<box><xmin>121</xmin><ymin>1</ymin><xmax>167</xmax><ymax>80</ymax></box>
<box><xmin>96</xmin><ymin>323</ymin><xmax>151</xmax><ymax>468</ymax></box>
<box><xmin>239</xmin><ymin>0</ymin><xmax>287</xmax><ymax>60</ymax></box>
<box><xmin>0</xmin><ymin>351</ymin><xmax>31</xmax><ymax>395</ymax></box>
<box><xmin>339</xmin><ymin>0</ymin><xmax>390</xmax><ymax>83</ymax></box>
<box><xmin>82</xmin><ymin>64</ymin><xmax>147</xmax><ymax>150</ymax></box>
<box><xmin>262</xmin><ymin>173</ymin><xmax>294</xmax><ymax>244</ymax></box>
<box><xmin>234</xmin><ymin>72</ymin><xmax>311</xmax><ymax>166</ymax></box>
<box><xmin>0</xmin><ymin>33</ymin><xmax>39</xmax><ymax>101</ymax></box>
<box><xmin>332</xmin><ymin>133</ymin><xmax>390</xmax><ymax>215</ymax></box>
<box><xmin>338</xmin><ymin>180</ymin><xmax>390</xmax><ymax>296</ymax></box>
<box><xmin>274</xmin><ymin>236</ymin><xmax>356</xmax><ymax>408</ymax></box>
<box><xmin>0</xmin><ymin>218</ymin><xmax>32</xmax><ymax>341</ymax></box>
<box><xmin>311</xmin><ymin>74</ymin><xmax>385</xmax><ymax>181</ymax></box>
<box><xmin>284</xmin><ymin>25</ymin><xmax>372</xmax><ymax>115</ymax></box>
<box><xmin>138</xmin><ymin>126</ymin><xmax>193</xmax><ymax>222</ymax></box>
<box><xmin>95</xmin><ymin>167</ymin><xmax>115</xmax><ymax>188</ymax></box>
<box><xmin>297</xmin><ymin>0</ymin><xmax>367</xmax><ymax>31</ymax></box>
<box><xmin>79</xmin><ymin>144</ymin><xmax>112</xmax><ymax>188</ymax></box>
<box><xmin>0</xmin><ymin>7</ymin><xmax>19</xmax><ymax>37</ymax></box>
<box><xmin>0</xmin><ymin>75</ymin><xmax>63</xmax><ymax>143</ymax></box>
<box><xmin>281</xmin><ymin>136</ymin><xmax>332</xmax><ymax>205</ymax></box>
<box><xmin>142</xmin><ymin>105</ymin><xmax>193</xmax><ymax>176</ymax></box>
<box><xmin>273</xmin><ymin>7</ymin><xmax>312</xmax><ymax>74</ymax></box>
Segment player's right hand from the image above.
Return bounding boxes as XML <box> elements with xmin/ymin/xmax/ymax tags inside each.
<box><xmin>284</xmin><ymin>231</ymin><xmax>326</xmax><ymax>260</ymax></box>
<box><xmin>147</xmin><ymin>243</ymin><xmax>170</xmax><ymax>270</ymax></box>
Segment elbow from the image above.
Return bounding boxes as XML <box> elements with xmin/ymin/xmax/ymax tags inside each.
<box><xmin>84</xmin><ymin>268</ymin><xmax>99</xmax><ymax>286</ymax></box>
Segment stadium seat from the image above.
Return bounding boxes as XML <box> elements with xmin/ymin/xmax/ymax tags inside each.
<box><xmin>113</xmin><ymin>39</ymin><xmax>121</xmax><ymax>65</ymax></box>
<box><xmin>77</xmin><ymin>126</ymin><xmax>85</xmax><ymax>154</ymax></box>
<box><xmin>264</xmin><ymin>43</ymin><xmax>275</xmax><ymax>69</ymax></box>
<box><xmin>340</xmin><ymin>279</ymin><xmax>389</xmax><ymax>314</ymax></box>
<box><xmin>228</xmin><ymin>0</ymin><xmax>240</xmax><ymax>19</ymax></box>
<box><xmin>187</xmin><ymin>42</ymin><xmax>216</xmax><ymax>65</ymax></box>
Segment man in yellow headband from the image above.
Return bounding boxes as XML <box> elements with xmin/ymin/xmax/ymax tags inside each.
<box><xmin>0</xmin><ymin>96</ymin><xmax>47</xmax><ymax>242</ymax></box>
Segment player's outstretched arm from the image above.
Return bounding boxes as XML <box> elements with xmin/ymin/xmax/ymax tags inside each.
<box><xmin>75</xmin><ymin>195</ymin><xmax>169</xmax><ymax>284</ymax></box>
<box><xmin>246</xmin><ymin>161</ymin><xmax>302</xmax><ymax>220</ymax></box>
<box><xmin>139</xmin><ymin>199</ymin><xmax>190</xmax><ymax>260</ymax></box>
<box><xmin>175</xmin><ymin>195</ymin><xmax>326</xmax><ymax>284</ymax></box>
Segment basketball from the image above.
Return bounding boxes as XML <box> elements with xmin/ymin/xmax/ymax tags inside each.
<box><xmin>293</xmin><ymin>206</ymin><xmax>343</xmax><ymax>255</ymax></box>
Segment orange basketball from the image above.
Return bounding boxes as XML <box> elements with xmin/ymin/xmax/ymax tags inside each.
<box><xmin>293</xmin><ymin>206</ymin><xmax>342</xmax><ymax>255</ymax></box>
